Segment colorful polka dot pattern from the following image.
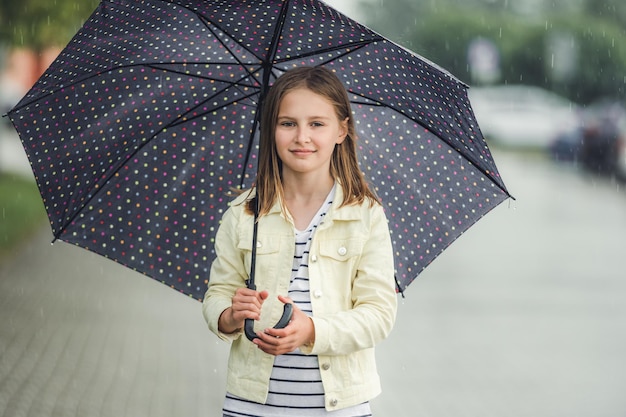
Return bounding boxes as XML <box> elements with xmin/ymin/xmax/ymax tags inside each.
<box><xmin>9</xmin><ymin>0</ymin><xmax>510</xmax><ymax>299</ymax></box>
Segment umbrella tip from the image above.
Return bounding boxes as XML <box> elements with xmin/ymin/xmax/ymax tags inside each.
<box><xmin>395</xmin><ymin>276</ymin><xmax>405</xmax><ymax>298</ymax></box>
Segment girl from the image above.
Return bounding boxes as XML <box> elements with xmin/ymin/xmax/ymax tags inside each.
<box><xmin>203</xmin><ymin>66</ymin><xmax>397</xmax><ymax>416</ymax></box>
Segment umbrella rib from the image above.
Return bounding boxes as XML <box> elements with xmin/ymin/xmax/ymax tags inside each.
<box><xmin>13</xmin><ymin>0</ymin><xmax>270</xmax><ymax>112</ymax></box>
<box><xmin>171</xmin><ymin>3</ymin><xmax>270</xmax><ymax>88</ymax></box>
<box><xmin>168</xmin><ymin>89</ymin><xmax>260</xmax><ymax>128</ymax></box>
<box><xmin>9</xmin><ymin>61</ymin><xmax>260</xmax><ymax>113</ymax></box>
<box><xmin>48</xmin><ymin>83</ymin><xmax>262</xmax><ymax>240</ymax></box>
<box><xmin>348</xmin><ymin>91</ymin><xmax>511</xmax><ymax>196</ymax></box>
<box><xmin>145</xmin><ymin>62</ymin><xmax>260</xmax><ymax>77</ymax></box>
<box><xmin>143</xmin><ymin>62</ymin><xmax>263</xmax><ymax>98</ymax></box>
<box><xmin>200</xmin><ymin>18</ymin><xmax>264</xmax><ymax>87</ymax></box>
<box><xmin>273</xmin><ymin>37</ymin><xmax>384</xmax><ymax>66</ymax></box>
<box><xmin>239</xmin><ymin>0</ymin><xmax>293</xmax><ymax>192</ymax></box>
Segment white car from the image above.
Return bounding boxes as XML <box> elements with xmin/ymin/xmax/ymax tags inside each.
<box><xmin>468</xmin><ymin>84</ymin><xmax>581</xmax><ymax>149</ymax></box>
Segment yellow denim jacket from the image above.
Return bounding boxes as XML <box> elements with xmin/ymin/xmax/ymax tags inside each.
<box><xmin>202</xmin><ymin>184</ymin><xmax>397</xmax><ymax>411</ymax></box>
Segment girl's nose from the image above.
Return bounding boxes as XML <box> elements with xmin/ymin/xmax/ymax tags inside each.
<box><xmin>296</xmin><ymin>127</ymin><xmax>311</xmax><ymax>143</ymax></box>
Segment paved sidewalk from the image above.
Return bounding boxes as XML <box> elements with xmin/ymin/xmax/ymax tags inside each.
<box><xmin>0</xmin><ymin>226</ymin><xmax>230</xmax><ymax>417</ymax></box>
<box><xmin>1</xmin><ymin>150</ymin><xmax>626</xmax><ymax>416</ymax></box>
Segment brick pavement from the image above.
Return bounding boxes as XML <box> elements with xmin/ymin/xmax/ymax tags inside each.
<box><xmin>0</xmin><ymin>227</ymin><xmax>229</xmax><ymax>417</ymax></box>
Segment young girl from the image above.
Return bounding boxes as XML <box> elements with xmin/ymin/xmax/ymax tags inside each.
<box><xmin>203</xmin><ymin>66</ymin><xmax>397</xmax><ymax>416</ymax></box>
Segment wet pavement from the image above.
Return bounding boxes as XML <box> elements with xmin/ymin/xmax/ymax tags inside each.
<box><xmin>1</xmin><ymin>140</ymin><xmax>626</xmax><ymax>416</ymax></box>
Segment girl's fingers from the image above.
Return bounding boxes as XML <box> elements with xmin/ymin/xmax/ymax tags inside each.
<box><xmin>233</xmin><ymin>288</ymin><xmax>267</xmax><ymax>311</ymax></box>
<box><xmin>253</xmin><ymin>331</ymin><xmax>298</xmax><ymax>356</ymax></box>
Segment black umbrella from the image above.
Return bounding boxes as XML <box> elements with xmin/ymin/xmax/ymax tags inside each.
<box><xmin>8</xmin><ymin>0</ymin><xmax>511</xmax><ymax>301</ymax></box>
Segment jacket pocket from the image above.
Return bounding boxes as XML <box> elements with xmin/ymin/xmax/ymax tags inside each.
<box><xmin>237</xmin><ymin>231</ymin><xmax>282</xmax><ymax>277</ymax></box>
<box><xmin>318</xmin><ymin>238</ymin><xmax>364</xmax><ymax>261</ymax></box>
<box><xmin>317</xmin><ymin>238</ymin><xmax>365</xmax><ymax>307</ymax></box>
<box><xmin>236</xmin><ymin>233</ymin><xmax>282</xmax><ymax>254</ymax></box>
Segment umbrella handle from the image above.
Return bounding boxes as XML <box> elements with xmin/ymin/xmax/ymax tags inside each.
<box><xmin>244</xmin><ymin>303</ymin><xmax>293</xmax><ymax>341</ymax></box>
<box><xmin>244</xmin><ymin>197</ymin><xmax>293</xmax><ymax>340</ymax></box>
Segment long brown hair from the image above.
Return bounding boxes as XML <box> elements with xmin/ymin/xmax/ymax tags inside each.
<box><xmin>249</xmin><ymin>66</ymin><xmax>379</xmax><ymax>216</ymax></box>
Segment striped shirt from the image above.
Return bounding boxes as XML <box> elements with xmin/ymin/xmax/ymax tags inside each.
<box><xmin>223</xmin><ymin>184</ymin><xmax>372</xmax><ymax>417</ymax></box>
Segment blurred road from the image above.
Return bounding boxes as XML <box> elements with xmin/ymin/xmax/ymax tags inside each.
<box><xmin>376</xmin><ymin>151</ymin><xmax>626</xmax><ymax>416</ymax></box>
<box><xmin>1</xmin><ymin>146</ymin><xmax>626</xmax><ymax>416</ymax></box>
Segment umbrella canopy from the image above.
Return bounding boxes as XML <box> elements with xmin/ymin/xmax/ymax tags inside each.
<box><xmin>8</xmin><ymin>0</ymin><xmax>511</xmax><ymax>299</ymax></box>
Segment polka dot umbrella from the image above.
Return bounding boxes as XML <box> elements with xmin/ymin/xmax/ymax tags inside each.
<box><xmin>7</xmin><ymin>0</ymin><xmax>512</xmax><ymax>300</ymax></box>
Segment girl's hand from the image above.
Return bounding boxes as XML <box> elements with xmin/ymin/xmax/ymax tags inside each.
<box><xmin>218</xmin><ymin>288</ymin><xmax>269</xmax><ymax>334</ymax></box>
<box><xmin>253</xmin><ymin>295</ymin><xmax>315</xmax><ymax>356</ymax></box>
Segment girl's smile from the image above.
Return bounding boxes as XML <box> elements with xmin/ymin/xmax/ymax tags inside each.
<box><xmin>289</xmin><ymin>148</ymin><xmax>315</xmax><ymax>156</ymax></box>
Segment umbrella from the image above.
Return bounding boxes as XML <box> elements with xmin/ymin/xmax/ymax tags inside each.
<box><xmin>7</xmin><ymin>0</ymin><xmax>512</xmax><ymax>301</ymax></box>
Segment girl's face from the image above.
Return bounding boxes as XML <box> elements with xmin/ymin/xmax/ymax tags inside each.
<box><xmin>275</xmin><ymin>88</ymin><xmax>347</xmax><ymax>180</ymax></box>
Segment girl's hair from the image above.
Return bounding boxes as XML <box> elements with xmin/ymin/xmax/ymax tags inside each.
<box><xmin>249</xmin><ymin>66</ymin><xmax>379</xmax><ymax>216</ymax></box>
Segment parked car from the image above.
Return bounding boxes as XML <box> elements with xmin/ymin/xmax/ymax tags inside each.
<box><xmin>468</xmin><ymin>84</ymin><xmax>581</xmax><ymax>149</ymax></box>
<box><xmin>549</xmin><ymin>126</ymin><xmax>584</xmax><ymax>163</ymax></box>
<box><xmin>577</xmin><ymin>100</ymin><xmax>626</xmax><ymax>180</ymax></box>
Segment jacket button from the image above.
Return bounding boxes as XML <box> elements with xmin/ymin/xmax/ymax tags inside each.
<box><xmin>310</xmin><ymin>254</ymin><xmax>317</xmax><ymax>262</ymax></box>
<box><xmin>313</xmin><ymin>289</ymin><xmax>323</xmax><ymax>298</ymax></box>
<box><xmin>256</xmin><ymin>241</ymin><xmax>262</xmax><ymax>248</ymax></box>
<box><xmin>337</xmin><ymin>246</ymin><xmax>347</xmax><ymax>256</ymax></box>
<box><xmin>329</xmin><ymin>399</ymin><xmax>338</xmax><ymax>407</ymax></box>
<box><xmin>321</xmin><ymin>362</ymin><xmax>330</xmax><ymax>370</ymax></box>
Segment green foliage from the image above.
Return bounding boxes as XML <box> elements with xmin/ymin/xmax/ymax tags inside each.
<box><xmin>551</xmin><ymin>14</ymin><xmax>626</xmax><ymax>102</ymax></box>
<box><xmin>0</xmin><ymin>0</ymin><xmax>99</xmax><ymax>50</ymax></box>
<box><xmin>360</xmin><ymin>0</ymin><xmax>626</xmax><ymax>105</ymax></box>
<box><xmin>0</xmin><ymin>174</ymin><xmax>46</xmax><ymax>258</ymax></box>
<box><xmin>582</xmin><ymin>0</ymin><xmax>626</xmax><ymax>27</ymax></box>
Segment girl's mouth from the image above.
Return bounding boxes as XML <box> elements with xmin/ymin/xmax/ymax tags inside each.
<box><xmin>290</xmin><ymin>149</ymin><xmax>315</xmax><ymax>156</ymax></box>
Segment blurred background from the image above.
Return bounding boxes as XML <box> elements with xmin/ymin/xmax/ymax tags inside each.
<box><xmin>1</xmin><ymin>1</ymin><xmax>625</xmax><ymax>416</ymax></box>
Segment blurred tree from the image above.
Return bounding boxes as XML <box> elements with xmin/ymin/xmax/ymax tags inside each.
<box><xmin>358</xmin><ymin>0</ymin><xmax>422</xmax><ymax>46</ymax></box>
<box><xmin>359</xmin><ymin>0</ymin><xmax>626</xmax><ymax>104</ymax></box>
<box><xmin>0</xmin><ymin>0</ymin><xmax>98</xmax><ymax>50</ymax></box>
<box><xmin>549</xmin><ymin>14</ymin><xmax>626</xmax><ymax>102</ymax></box>
<box><xmin>582</xmin><ymin>0</ymin><xmax>626</xmax><ymax>28</ymax></box>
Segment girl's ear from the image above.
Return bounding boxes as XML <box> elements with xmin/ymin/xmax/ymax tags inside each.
<box><xmin>337</xmin><ymin>117</ymin><xmax>349</xmax><ymax>144</ymax></box>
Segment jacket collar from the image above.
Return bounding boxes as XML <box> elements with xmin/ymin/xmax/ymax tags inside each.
<box><xmin>265</xmin><ymin>182</ymin><xmax>362</xmax><ymax>221</ymax></box>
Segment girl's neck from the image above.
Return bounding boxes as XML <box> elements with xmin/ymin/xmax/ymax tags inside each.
<box><xmin>282</xmin><ymin>172</ymin><xmax>334</xmax><ymax>202</ymax></box>
<box><xmin>282</xmin><ymin>174</ymin><xmax>335</xmax><ymax>230</ymax></box>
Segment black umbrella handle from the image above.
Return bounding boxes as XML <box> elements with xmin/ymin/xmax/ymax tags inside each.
<box><xmin>244</xmin><ymin>303</ymin><xmax>293</xmax><ymax>341</ymax></box>
<box><xmin>244</xmin><ymin>196</ymin><xmax>293</xmax><ymax>340</ymax></box>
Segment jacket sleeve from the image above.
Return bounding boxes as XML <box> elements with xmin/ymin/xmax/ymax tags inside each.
<box><xmin>202</xmin><ymin>204</ymin><xmax>248</xmax><ymax>342</ymax></box>
<box><xmin>302</xmin><ymin>204</ymin><xmax>398</xmax><ymax>356</ymax></box>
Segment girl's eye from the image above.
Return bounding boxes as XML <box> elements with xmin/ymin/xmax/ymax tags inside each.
<box><xmin>279</xmin><ymin>121</ymin><xmax>295</xmax><ymax>127</ymax></box>
<box><xmin>311</xmin><ymin>122</ymin><xmax>324</xmax><ymax>127</ymax></box>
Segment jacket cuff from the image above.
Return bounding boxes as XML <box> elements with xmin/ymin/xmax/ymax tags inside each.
<box><xmin>203</xmin><ymin>298</ymin><xmax>242</xmax><ymax>342</ymax></box>
<box><xmin>304</xmin><ymin>316</ymin><xmax>330</xmax><ymax>354</ymax></box>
